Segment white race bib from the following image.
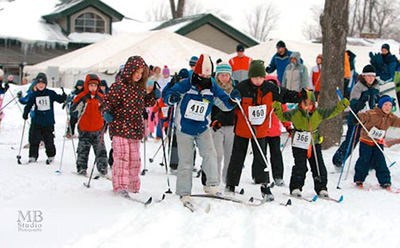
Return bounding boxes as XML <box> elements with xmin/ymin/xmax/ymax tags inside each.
<box><xmin>292</xmin><ymin>131</ymin><xmax>311</xmax><ymax>150</ymax></box>
<box><xmin>248</xmin><ymin>105</ymin><xmax>266</xmax><ymax>125</ymax></box>
<box><xmin>36</xmin><ymin>96</ymin><xmax>50</xmax><ymax>111</ymax></box>
<box><xmin>368</xmin><ymin>126</ymin><xmax>386</xmax><ymax>140</ymax></box>
<box><xmin>184</xmin><ymin>99</ymin><xmax>209</xmax><ymax>121</ymax></box>
<box><xmin>161</xmin><ymin>107</ymin><xmax>169</xmax><ymax>117</ymax></box>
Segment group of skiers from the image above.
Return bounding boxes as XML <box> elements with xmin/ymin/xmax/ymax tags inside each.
<box><xmin>3</xmin><ymin>40</ymin><xmax>400</xmax><ymax>208</ymax></box>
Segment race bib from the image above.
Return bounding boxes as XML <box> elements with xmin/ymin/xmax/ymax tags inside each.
<box><xmin>161</xmin><ymin>107</ymin><xmax>169</xmax><ymax>117</ymax></box>
<box><xmin>292</xmin><ymin>131</ymin><xmax>311</xmax><ymax>150</ymax></box>
<box><xmin>248</xmin><ymin>105</ymin><xmax>266</xmax><ymax>125</ymax></box>
<box><xmin>36</xmin><ymin>96</ymin><xmax>50</xmax><ymax>111</ymax></box>
<box><xmin>368</xmin><ymin>126</ymin><xmax>386</xmax><ymax>140</ymax></box>
<box><xmin>184</xmin><ymin>99</ymin><xmax>208</xmax><ymax>121</ymax></box>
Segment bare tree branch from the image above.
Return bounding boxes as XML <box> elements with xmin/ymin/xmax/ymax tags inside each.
<box><xmin>245</xmin><ymin>3</ymin><xmax>280</xmax><ymax>42</ymax></box>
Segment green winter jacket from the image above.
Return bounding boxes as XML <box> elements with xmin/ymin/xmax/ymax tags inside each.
<box><xmin>272</xmin><ymin>99</ymin><xmax>349</xmax><ymax>144</ymax></box>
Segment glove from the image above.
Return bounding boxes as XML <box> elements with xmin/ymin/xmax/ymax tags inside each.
<box><xmin>62</xmin><ymin>102</ymin><xmax>66</xmax><ymax>109</ymax></box>
<box><xmin>153</xmin><ymin>88</ymin><xmax>161</xmax><ymax>99</ymax></box>
<box><xmin>16</xmin><ymin>91</ymin><xmax>23</xmax><ymax>99</ymax></box>
<box><xmin>298</xmin><ymin>88</ymin><xmax>308</xmax><ymax>102</ymax></box>
<box><xmin>168</xmin><ymin>93</ymin><xmax>181</xmax><ymax>104</ymax></box>
<box><xmin>103</xmin><ymin>111</ymin><xmax>113</xmax><ymax>123</ymax></box>
<box><xmin>272</xmin><ymin>101</ymin><xmax>282</xmax><ymax>110</ymax></box>
<box><xmin>266</xmin><ymin>66</ymin><xmax>271</xmax><ymax>73</ymax></box>
<box><xmin>61</xmin><ymin>93</ymin><xmax>67</xmax><ymax>102</ymax></box>
<box><xmin>22</xmin><ymin>111</ymin><xmax>29</xmax><ymax>120</ymax></box>
<box><xmin>286</xmin><ymin>127</ymin><xmax>294</xmax><ymax>137</ymax></box>
<box><xmin>142</xmin><ymin>110</ymin><xmax>149</xmax><ymax>120</ymax></box>
<box><xmin>4</xmin><ymin>82</ymin><xmax>9</xmax><ymax>92</ymax></box>
<box><xmin>150</xmin><ymin>111</ymin><xmax>156</xmax><ymax>122</ymax></box>
<box><xmin>339</xmin><ymin>98</ymin><xmax>350</xmax><ymax>109</ymax></box>
<box><xmin>211</xmin><ymin>120</ymin><xmax>222</xmax><ymax>132</ymax></box>
<box><xmin>230</xmin><ymin>89</ymin><xmax>241</xmax><ymax>102</ymax></box>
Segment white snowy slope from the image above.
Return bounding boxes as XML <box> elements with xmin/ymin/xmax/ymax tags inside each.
<box><xmin>0</xmin><ymin>84</ymin><xmax>400</xmax><ymax>248</ymax></box>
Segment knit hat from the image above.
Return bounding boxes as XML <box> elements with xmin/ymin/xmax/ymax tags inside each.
<box><xmin>189</xmin><ymin>56</ymin><xmax>199</xmax><ymax>67</ymax></box>
<box><xmin>236</xmin><ymin>44</ymin><xmax>245</xmax><ymax>52</ymax></box>
<box><xmin>378</xmin><ymin>95</ymin><xmax>393</xmax><ymax>109</ymax></box>
<box><xmin>381</xmin><ymin>43</ymin><xmax>390</xmax><ymax>52</ymax></box>
<box><xmin>248</xmin><ymin>60</ymin><xmax>266</xmax><ymax>78</ymax></box>
<box><xmin>100</xmin><ymin>79</ymin><xmax>107</xmax><ymax>87</ymax></box>
<box><xmin>215</xmin><ymin>62</ymin><xmax>232</xmax><ymax>78</ymax></box>
<box><xmin>162</xmin><ymin>65</ymin><xmax>170</xmax><ymax>76</ymax></box>
<box><xmin>178</xmin><ymin>68</ymin><xmax>189</xmax><ymax>79</ymax></box>
<box><xmin>276</xmin><ymin>40</ymin><xmax>286</xmax><ymax>48</ymax></box>
<box><xmin>75</xmin><ymin>79</ymin><xmax>84</xmax><ymax>88</ymax></box>
<box><xmin>35</xmin><ymin>72</ymin><xmax>48</xmax><ymax>85</ymax></box>
<box><xmin>362</xmin><ymin>64</ymin><xmax>376</xmax><ymax>76</ymax></box>
<box><xmin>194</xmin><ymin>53</ymin><xmax>214</xmax><ymax>76</ymax></box>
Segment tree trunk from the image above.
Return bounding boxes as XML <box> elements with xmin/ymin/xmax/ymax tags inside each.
<box><xmin>169</xmin><ymin>0</ymin><xmax>177</xmax><ymax>19</ymax></box>
<box><xmin>176</xmin><ymin>0</ymin><xmax>185</xmax><ymax>18</ymax></box>
<box><xmin>319</xmin><ymin>0</ymin><xmax>349</xmax><ymax>149</ymax></box>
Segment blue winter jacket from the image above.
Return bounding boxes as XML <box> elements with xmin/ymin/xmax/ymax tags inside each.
<box><xmin>24</xmin><ymin>88</ymin><xmax>64</xmax><ymax>126</ymax></box>
<box><xmin>163</xmin><ymin>77</ymin><xmax>235</xmax><ymax>136</ymax></box>
<box><xmin>267</xmin><ymin>49</ymin><xmax>295</xmax><ymax>83</ymax></box>
<box><xmin>369</xmin><ymin>52</ymin><xmax>397</xmax><ymax>81</ymax></box>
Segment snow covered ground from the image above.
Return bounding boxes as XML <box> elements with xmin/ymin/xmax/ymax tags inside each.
<box><xmin>1</xmin><ymin>85</ymin><xmax>400</xmax><ymax>248</ymax></box>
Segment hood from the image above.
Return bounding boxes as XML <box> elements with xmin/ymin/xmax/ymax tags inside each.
<box><xmin>121</xmin><ymin>56</ymin><xmax>148</xmax><ymax>84</ymax></box>
<box><xmin>265</xmin><ymin>75</ymin><xmax>280</xmax><ymax>86</ymax></box>
<box><xmin>289</xmin><ymin>52</ymin><xmax>301</xmax><ymax>65</ymax></box>
<box><xmin>83</xmin><ymin>74</ymin><xmax>100</xmax><ymax>94</ymax></box>
<box><xmin>74</xmin><ymin>80</ymin><xmax>84</xmax><ymax>91</ymax></box>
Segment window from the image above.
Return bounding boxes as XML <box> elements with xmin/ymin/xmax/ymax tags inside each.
<box><xmin>74</xmin><ymin>12</ymin><xmax>105</xmax><ymax>33</ymax></box>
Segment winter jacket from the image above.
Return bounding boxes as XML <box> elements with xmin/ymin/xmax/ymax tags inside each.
<box><xmin>349</xmin><ymin>78</ymin><xmax>380</xmax><ymax>113</ymax></box>
<box><xmin>267</xmin><ymin>49</ymin><xmax>301</xmax><ymax>83</ymax></box>
<box><xmin>309</xmin><ymin>64</ymin><xmax>321</xmax><ymax>92</ymax></box>
<box><xmin>282</xmin><ymin>52</ymin><xmax>309</xmax><ymax>91</ymax></box>
<box><xmin>234</xmin><ymin>78</ymin><xmax>300</xmax><ymax>139</ymax></box>
<box><xmin>66</xmin><ymin>80</ymin><xmax>84</xmax><ymax>116</ymax></box>
<box><xmin>211</xmin><ymin>78</ymin><xmax>236</xmax><ymax>127</ymax></box>
<box><xmin>72</xmin><ymin>77</ymin><xmax>104</xmax><ymax>132</ymax></box>
<box><xmin>153</xmin><ymin>98</ymin><xmax>169</xmax><ymax>119</ymax></box>
<box><xmin>102</xmin><ymin>56</ymin><xmax>156</xmax><ymax>140</ymax></box>
<box><xmin>23</xmin><ymin>88</ymin><xmax>64</xmax><ymax>126</ymax></box>
<box><xmin>163</xmin><ymin>77</ymin><xmax>235</xmax><ymax>136</ymax></box>
<box><xmin>229</xmin><ymin>55</ymin><xmax>252</xmax><ymax>82</ymax></box>
<box><xmin>344</xmin><ymin>52</ymin><xmax>351</xmax><ymax>78</ymax></box>
<box><xmin>273</xmin><ymin>99</ymin><xmax>348</xmax><ymax>144</ymax></box>
<box><xmin>369</xmin><ymin>52</ymin><xmax>397</xmax><ymax>81</ymax></box>
<box><xmin>358</xmin><ymin>107</ymin><xmax>400</xmax><ymax>145</ymax></box>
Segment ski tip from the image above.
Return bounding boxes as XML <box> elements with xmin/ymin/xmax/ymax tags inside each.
<box><xmin>338</xmin><ymin>195</ymin><xmax>344</xmax><ymax>203</ymax></box>
<box><xmin>311</xmin><ymin>195</ymin><xmax>318</xmax><ymax>202</ymax></box>
<box><xmin>249</xmin><ymin>197</ymin><xmax>254</xmax><ymax>202</ymax></box>
<box><xmin>93</xmin><ymin>175</ymin><xmax>100</xmax><ymax>180</ymax></box>
<box><xmin>144</xmin><ymin>197</ymin><xmax>152</xmax><ymax>205</ymax></box>
<box><xmin>140</xmin><ymin>170</ymin><xmax>146</xmax><ymax>176</ymax></box>
<box><xmin>389</xmin><ymin>161</ymin><xmax>396</xmax><ymax>168</ymax></box>
<box><xmin>161</xmin><ymin>194</ymin><xmax>166</xmax><ymax>200</ymax></box>
<box><xmin>55</xmin><ymin>170</ymin><xmax>61</xmax><ymax>174</ymax></box>
<box><xmin>239</xmin><ymin>188</ymin><xmax>245</xmax><ymax>195</ymax></box>
<box><xmin>286</xmin><ymin>199</ymin><xmax>292</xmax><ymax>206</ymax></box>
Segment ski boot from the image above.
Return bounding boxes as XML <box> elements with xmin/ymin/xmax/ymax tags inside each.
<box><xmin>261</xmin><ymin>184</ymin><xmax>274</xmax><ymax>201</ymax></box>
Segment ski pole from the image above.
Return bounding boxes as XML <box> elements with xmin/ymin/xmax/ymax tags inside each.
<box><xmin>56</xmin><ymin>106</ymin><xmax>76</xmax><ymax>174</ymax></box>
<box><xmin>84</xmin><ymin>124</ymin><xmax>107</xmax><ymax>188</ymax></box>
<box><xmin>154</xmin><ymin>89</ymin><xmax>172</xmax><ymax>194</ymax></box>
<box><xmin>345</xmin><ymin>124</ymin><xmax>359</xmax><ymax>180</ymax></box>
<box><xmin>280</xmin><ymin>133</ymin><xmax>291</xmax><ymax>153</ymax></box>
<box><xmin>167</xmin><ymin>103</ymin><xmax>177</xmax><ymax>171</ymax></box>
<box><xmin>7</xmin><ymin>89</ymin><xmax>25</xmax><ymax>115</ymax></box>
<box><xmin>0</xmin><ymin>95</ymin><xmax>17</xmax><ymax>112</ymax></box>
<box><xmin>336</xmin><ymin>87</ymin><xmax>396</xmax><ymax>167</ymax></box>
<box><xmin>16</xmin><ymin>120</ymin><xmax>27</xmax><ymax>164</ymax></box>
<box><xmin>141</xmin><ymin>120</ymin><xmax>148</xmax><ymax>176</ymax></box>
<box><xmin>149</xmin><ymin>141</ymin><xmax>163</xmax><ymax>163</ymax></box>
<box><xmin>336</xmin><ymin>125</ymin><xmax>356</xmax><ymax>189</ymax></box>
<box><xmin>305</xmin><ymin>105</ymin><xmax>322</xmax><ymax>183</ymax></box>
<box><xmin>233</xmin><ymin>98</ymin><xmax>272</xmax><ymax>184</ymax></box>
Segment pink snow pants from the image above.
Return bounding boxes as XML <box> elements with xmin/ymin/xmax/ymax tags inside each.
<box><xmin>112</xmin><ymin>136</ymin><xmax>141</xmax><ymax>193</ymax></box>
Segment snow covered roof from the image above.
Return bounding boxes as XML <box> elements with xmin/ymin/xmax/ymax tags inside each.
<box><xmin>0</xmin><ymin>0</ymin><xmax>69</xmax><ymax>45</ymax></box>
<box><xmin>24</xmin><ymin>30</ymin><xmax>228</xmax><ymax>75</ymax></box>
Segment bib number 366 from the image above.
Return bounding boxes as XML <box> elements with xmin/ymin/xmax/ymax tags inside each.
<box><xmin>292</xmin><ymin>131</ymin><xmax>311</xmax><ymax>150</ymax></box>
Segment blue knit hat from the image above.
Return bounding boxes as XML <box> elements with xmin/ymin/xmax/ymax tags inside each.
<box><xmin>378</xmin><ymin>95</ymin><xmax>394</xmax><ymax>109</ymax></box>
<box><xmin>215</xmin><ymin>62</ymin><xmax>232</xmax><ymax>77</ymax></box>
<box><xmin>189</xmin><ymin>56</ymin><xmax>198</xmax><ymax>67</ymax></box>
<box><xmin>178</xmin><ymin>68</ymin><xmax>189</xmax><ymax>79</ymax></box>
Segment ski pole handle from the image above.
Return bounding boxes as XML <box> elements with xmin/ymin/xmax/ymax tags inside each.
<box><xmin>336</xmin><ymin>87</ymin><xmax>344</xmax><ymax>100</ymax></box>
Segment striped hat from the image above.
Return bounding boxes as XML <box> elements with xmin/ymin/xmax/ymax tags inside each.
<box><xmin>194</xmin><ymin>54</ymin><xmax>214</xmax><ymax>76</ymax></box>
<box><xmin>215</xmin><ymin>62</ymin><xmax>232</xmax><ymax>77</ymax></box>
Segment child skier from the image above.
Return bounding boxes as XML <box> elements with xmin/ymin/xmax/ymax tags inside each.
<box><xmin>225</xmin><ymin>60</ymin><xmax>304</xmax><ymax>201</ymax></box>
<box><xmin>22</xmin><ymin>72</ymin><xmax>67</xmax><ymax>163</ymax></box>
<box><xmin>102</xmin><ymin>56</ymin><xmax>159</xmax><ymax>198</ymax></box>
<box><xmin>273</xmin><ymin>91</ymin><xmax>349</xmax><ymax>197</ymax></box>
<box><xmin>163</xmin><ymin>53</ymin><xmax>241</xmax><ymax>207</ymax></box>
<box><xmin>71</xmin><ymin>74</ymin><xmax>108</xmax><ymax>176</ymax></box>
<box><xmin>64</xmin><ymin>79</ymin><xmax>84</xmax><ymax>138</ymax></box>
<box><xmin>353</xmin><ymin>95</ymin><xmax>400</xmax><ymax>189</ymax></box>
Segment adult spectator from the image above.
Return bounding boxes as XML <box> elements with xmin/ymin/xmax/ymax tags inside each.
<box><xmin>229</xmin><ymin>44</ymin><xmax>252</xmax><ymax>82</ymax></box>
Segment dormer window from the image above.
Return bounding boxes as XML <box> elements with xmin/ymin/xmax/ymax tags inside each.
<box><xmin>74</xmin><ymin>12</ymin><xmax>105</xmax><ymax>33</ymax></box>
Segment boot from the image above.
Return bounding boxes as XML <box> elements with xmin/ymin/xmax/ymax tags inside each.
<box><xmin>261</xmin><ymin>184</ymin><xmax>274</xmax><ymax>201</ymax></box>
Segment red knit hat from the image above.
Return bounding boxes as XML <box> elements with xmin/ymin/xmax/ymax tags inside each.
<box><xmin>193</xmin><ymin>54</ymin><xmax>214</xmax><ymax>76</ymax></box>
